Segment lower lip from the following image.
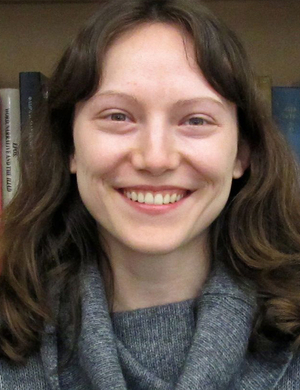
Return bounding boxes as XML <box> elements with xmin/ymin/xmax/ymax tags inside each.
<box><xmin>118</xmin><ymin>191</ymin><xmax>189</xmax><ymax>215</ymax></box>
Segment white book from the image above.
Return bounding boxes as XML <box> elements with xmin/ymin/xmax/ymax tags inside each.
<box><xmin>0</xmin><ymin>88</ymin><xmax>20</xmax><ymax>208</ymax></box>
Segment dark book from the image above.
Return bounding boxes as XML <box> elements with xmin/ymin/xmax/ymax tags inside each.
<box><xmin>19</xmin><ymin>72</ymin><xmax>48</xmax><ymax>150</ymax></box>
<box><xmin>272</xmin><ymin>86</ymin><xmax>300</xmax><ymax>159</ymax></box>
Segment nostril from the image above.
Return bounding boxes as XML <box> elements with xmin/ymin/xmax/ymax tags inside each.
<box><xmin>130</xmin><ymin>148</ymin><xmax>180</xmax><ymax>174</ymax></box>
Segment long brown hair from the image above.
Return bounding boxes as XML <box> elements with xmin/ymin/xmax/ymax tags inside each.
<box><xmin>1</xmin><ymin>0</ymin><xmax>300</xmax><ymax>362</ymax></box>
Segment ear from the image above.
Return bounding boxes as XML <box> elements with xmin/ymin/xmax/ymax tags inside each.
<box><xmin>70</xmin><ymin>154</ymin><xmax>77</xmax><ymax>174</ymax></box>
<box><xmin>233</xmin><ymin>139</ymin><xmax>250</xmax><ymax>179</ymax></box>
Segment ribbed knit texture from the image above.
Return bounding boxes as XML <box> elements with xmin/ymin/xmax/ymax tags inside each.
<box><xmin>1</xmin><ymin>260</ymin><xmax>300</xmax><ymax>389</ymax></box>
<box><xmin>111</xmin><ymin>298</ymin><xmax>196</xmax><ymax>385</ymax></box>
<box><xmin>56</xmin><ymin>260</ymin><xmax>294</xmax><ymax>390</ymax></box>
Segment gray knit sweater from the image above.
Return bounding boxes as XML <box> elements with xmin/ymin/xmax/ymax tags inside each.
<box><xmin>0</xmin><ymin>261</ymin><xmax>300</xmax><ymax>389</ymax></box>
<box><xmin>111</xmin><ymin>298</ymin><xmax>196</xmax><ymax>386</ymax></box>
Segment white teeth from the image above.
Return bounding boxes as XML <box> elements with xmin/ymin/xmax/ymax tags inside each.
<box><xmin>163</xmin><ymin>194</ymin><xmax>170</xmax><ymax>204</ymax></box>
<box><xmin>170</xmin><ymin>194</ymin><xmax>177</xmax><ymax>203</ymax></box>
<box><xmin>154</xmin><ymin>194</ymin><xmax>164</xmax><ymax>205</ymax></box>
<box><xmin>124</xmin><ymin>190</ymin><xmax>186</xmax><ymax>205</ymax></box>
<box><xmin>144</xmin><ymin>192</ymin><xmax>154</xmax><ymax>204</ymax></box>
<box><xmin>138</xmin><ymin>192</ymin><xmax>145</xmax><ymax>203</ymax></box>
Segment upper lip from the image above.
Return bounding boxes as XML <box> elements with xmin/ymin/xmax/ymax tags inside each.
<box><xmin>117</xmin><ymin>185</ymin><xmax>191</xmax><ymax>191</ymax></box>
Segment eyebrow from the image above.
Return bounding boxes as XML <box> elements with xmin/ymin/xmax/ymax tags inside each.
<box><xmin>174</xmin><ymin>96</ymin><xmax>226</xmax><ymax>110</ymax></box>
<box><xmin>93</xmin><ymin>90</ymin><xmax>226</xmax><ymax>110</ymax></box>
<box><xmin>93</xmin><ymin>91</ymin><xmax>139</xmax><ymax>104</ymax></box>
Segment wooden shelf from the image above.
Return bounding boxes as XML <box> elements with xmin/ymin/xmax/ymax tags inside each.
<box><xmin>0</xmin><ymin>1</ymin><xmax>98</xmax><ymax>3</ymax></box>
<box><xmin>0</xmin><ymin>0</ymin><xmax>299</xmax><ymax>88</ymax></box>
<box><xmin>0</xmin><ymin>0</ymin><xmax>293</xmax><ymax>4</ymax></box>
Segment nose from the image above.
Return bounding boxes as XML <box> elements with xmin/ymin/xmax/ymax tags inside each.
<box><xmin>130</xmin><ymin>122</ymin><xmax>181</xmax><ymax>176</ymax></box>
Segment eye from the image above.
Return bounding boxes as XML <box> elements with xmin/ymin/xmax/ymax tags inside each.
<box><xmin>109</xmin><ymin>113</ymin><xmax>128</xmax><ymax>121</ymax></box>
<box><xmin>184</xmin><ymin>116</ymin><xmax>209</xmax><ymax>126</ymax></box>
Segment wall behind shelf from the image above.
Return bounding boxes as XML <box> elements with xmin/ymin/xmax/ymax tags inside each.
<box><xmin>0</xmin><ymin>0</ymin><xmax>299</xmax><ymax>89</ymax></box>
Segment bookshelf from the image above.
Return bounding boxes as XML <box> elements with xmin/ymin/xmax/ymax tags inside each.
<box><xmin>0</xmin><ymin>0</ymin><xmax>299</xmax><ymax>89</ymax></box>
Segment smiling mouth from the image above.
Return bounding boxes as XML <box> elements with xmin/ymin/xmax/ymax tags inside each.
<box><xmin>118</xmin><ymin>188</ymin><xmax>192</xmax><ymax>205</ymax></box>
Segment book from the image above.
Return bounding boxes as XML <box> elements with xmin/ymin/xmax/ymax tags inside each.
<box><xmin>19</xmin><ymin>72</ymin><xmax>48</xmax><ymax>154</ymax></box>
<box><xmin>257</xmin><ymin>76</ymin><xmax>272</xmax><ymax>116</ymax></box>
<box><xmin>0</xmin><ymin>89</ymin><xmax>20</xmax><ymax>208</ymax></box>
<box><xmin>0</xmin><ymin>100</ymin><xmax>2</xmax><ymax>213</ymax></box>
<box><xmin>272</xmin><ymin>86</ymin><xmax>300</xmax><ymax>160</ymax></box>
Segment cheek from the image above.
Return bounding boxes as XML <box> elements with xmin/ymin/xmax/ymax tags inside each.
<box><xmin>189</xmin><ymin>143</ymin><xmax>238</xmax><ymax>183</ymax></box>
<box><xmin>73</xmin><ymin>134</ymin><xmax>129</xmax><ymax>178</ymax></box>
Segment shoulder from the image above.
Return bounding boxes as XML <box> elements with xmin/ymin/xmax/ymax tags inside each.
<box><xmin>276</xmin><ymin>349</ymin><xmax>300</xmax><ymax>389</ymax></box>
<box><xmin>0</xmin><ymin>352</ymin><xmax>49</xmax><ymax>390</ymax></box>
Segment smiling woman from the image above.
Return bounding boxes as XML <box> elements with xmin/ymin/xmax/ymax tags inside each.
<box><xmin>1</xmin><ymin>0</ymin><xmax>300</xmax><ymax>389</ymax></box>
<box><xmin>70</xmin><ymin>22</ymin><xmax>246</xmax><ymax>271</ymax></box>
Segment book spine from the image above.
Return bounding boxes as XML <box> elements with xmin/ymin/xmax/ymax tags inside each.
<box><xmin>272</xmin><ymin>86</ymin><xmax>300</xmax><ymax>159</ymax></box>
<box><xmin>257</xmin><ymin>76</ymin><xmax>272</xmax><ymax>116</ymax></box>
<box><xmin>0</xmin><ymin>100</ymin><xmax>2</xmax><ymax>213</ymax></box>
<box><xmin>19</xmin><ymin>72</ymin><xmax>48</xmax><ymax>151</ymax></box>
<box><xmin>0</xmin><ymin>89</ymin><xmax>20</xmax><ymax>208</ymax></box>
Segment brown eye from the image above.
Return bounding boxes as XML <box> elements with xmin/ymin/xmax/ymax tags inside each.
<box><xmin>110</xmin><ymin>113</ymin><xmax>127</xmax><ymax>121</ymax></box>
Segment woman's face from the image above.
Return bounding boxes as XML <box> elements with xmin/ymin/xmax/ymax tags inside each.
<box><xmin>71</xmin><ymin>23</ymin><xmax>249</xmax><ymax>255</ymax></box>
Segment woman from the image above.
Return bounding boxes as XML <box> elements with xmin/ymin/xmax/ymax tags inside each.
<box><xmin>1</xmin><ymin>0</ymin><xmax>300</xmax><ymax>388</ymax></box>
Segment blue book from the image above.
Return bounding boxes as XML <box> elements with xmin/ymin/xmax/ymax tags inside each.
<box><xmin>272</xmin><ymin>86</ymin><xmax>300</xmax><ymax>159</ymax></box>
<box><xmin>19</xmin><ymin>72</ymin><xmax>48</xmax><ymax>158</ymax></box>
<box><xmin>19</xmin><ymin>72</ymin><xmax>48</xmax><ymax>128</ymax></box>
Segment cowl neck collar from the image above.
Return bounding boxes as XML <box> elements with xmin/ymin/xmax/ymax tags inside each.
<box><xmin>42</xmin><ymin>261</ymin><xmax>293</xmax><ymax>390</ymax></box>
<box><xmin>175</xmin><ymin>263</ymin><xmax>292</xmax><ymax>389</ymax></box>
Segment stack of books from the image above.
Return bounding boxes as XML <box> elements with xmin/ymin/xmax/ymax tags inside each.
<box><xmin>0</xmin><ymin>72</ymin><xmax>48</xmax><ymax>210</ymax></box>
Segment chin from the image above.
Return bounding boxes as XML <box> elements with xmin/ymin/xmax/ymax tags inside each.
<box><xmin>119</xmin><ymin>233</ymin><xmax>190</xmax><ymax>255</ymax></box>
<box><xmin>129</xmin><ymin>244</ymin><xmax>180</xmax><ymax>255</ymax></box>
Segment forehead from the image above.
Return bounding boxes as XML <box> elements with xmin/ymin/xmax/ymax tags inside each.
<box><xmin>94</xmin><ymin>22</ymin><xmax>233</xmax><ymax>113</ymax></box>
<box><xmin>101</xmin><ymin>22</ymin><xmax>197</xmax><ymax>76</ymax></box>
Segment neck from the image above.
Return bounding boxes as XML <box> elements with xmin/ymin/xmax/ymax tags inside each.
<box><xmin>101</xmin><ymin>234</ymin><xmax>211</xmax><ymax>313</ymax></box>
